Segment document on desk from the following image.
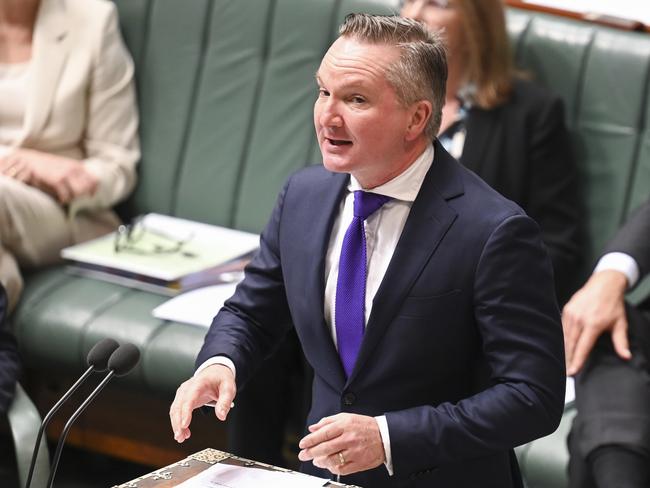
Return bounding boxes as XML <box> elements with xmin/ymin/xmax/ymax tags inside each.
<box><xmin>151</xmin><ymin>283</ymin><xmax>238</xmax><ymax>327</ymax></box>
<box><xmin>174</xmin><ymin>462</ymin><xmax>330</xmax><ymax>488</ymax></box>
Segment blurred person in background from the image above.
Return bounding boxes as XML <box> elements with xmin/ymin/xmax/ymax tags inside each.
<box><xmin>0</xmin><ymin>0</ymin><xmax>139</xmax><ymax>312</ymax></box>
<box><xmin>402</xmin><ymin>0</ymin><xmax>583</xmax><ymax>305</ymax></box>
<box><xmin>564</xmin><ymin>198</ymin><xmax>650</xmax><ymax>488</ymax></box>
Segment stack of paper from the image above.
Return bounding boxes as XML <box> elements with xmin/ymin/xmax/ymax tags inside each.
<box><xmin>62</xmin><ymin>213</ymin><xmax>259</xmax><ymax>295</ymax></box>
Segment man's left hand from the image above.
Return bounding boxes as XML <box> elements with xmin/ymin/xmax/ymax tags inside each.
<box><xmin>298</xmin><ymin>413</ymin><xmax>385</xmax><ymax>476</ymax></box>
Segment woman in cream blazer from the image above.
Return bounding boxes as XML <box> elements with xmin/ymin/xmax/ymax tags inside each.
<box><xmin>0</xmin><ymin>0</ymin><xmax>139</xmax><ymax>311</ymax></box>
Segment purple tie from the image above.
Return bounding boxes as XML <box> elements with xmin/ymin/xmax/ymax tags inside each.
<box><xmin>335</xmin><ymin>190</ymin><xmax>391</xmax><ymax>378</ymax></box>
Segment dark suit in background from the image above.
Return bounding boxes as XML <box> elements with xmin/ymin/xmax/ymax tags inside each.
<box><xmin>461</xmin><ymin>79</ymin><xmax>582</xmax><ymax>305</ymax></box>
<box><xmin>198</xmin><ymin>143</ymin><xmax>565</xmax><ymax>487</ymax></box>
<box><xmin>569</xmin><ymin>198</ymin><xmax>650</xmax><ymax>488</ymax></box>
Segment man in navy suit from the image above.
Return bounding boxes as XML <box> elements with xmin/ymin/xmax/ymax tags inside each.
<box><xmin>170</xmin><ymin>14</ymin><xmax>565</xmax><ymax>487</ymax></box>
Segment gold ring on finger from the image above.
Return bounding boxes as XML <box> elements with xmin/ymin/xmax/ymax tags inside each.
<box><xmin>338</xmin><ymin>451</ymin><xmax>345</xmax><ymax>466</ymax></box>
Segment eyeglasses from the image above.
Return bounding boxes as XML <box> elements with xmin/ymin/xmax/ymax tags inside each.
<box><xmin>114</xmin><ymin>217</ymin><xmax>196</xmax><ymax>257</ymax></box>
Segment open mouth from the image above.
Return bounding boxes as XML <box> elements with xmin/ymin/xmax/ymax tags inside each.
<box><xmin>326</xmin><ymin>138</ymin><xmax>352</xmax><ymax>146</ymax></box>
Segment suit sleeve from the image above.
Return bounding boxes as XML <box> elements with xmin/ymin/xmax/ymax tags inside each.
<box><xmin>524</xmin><ymin>94</ymin><xmax>583</xmax><ymax>304</ymax></box>
<box><xmin>72</xmin><ymin>3</ymin><xmax>140</xmax><ymax>214</ymax></box>
<box><xmin>195</xmin><ymin>179</ymin><xmax>294</xmax><ymax>387</ymax></box>
<box><xmin>604</xmin><ymin>198</ymin><xmax>650</xmax><ymax>280</ymax></box>
<box><xmin>386</xmin><ymin>214</ymin><xmax>565</xmax><ymax>475</ymax></box>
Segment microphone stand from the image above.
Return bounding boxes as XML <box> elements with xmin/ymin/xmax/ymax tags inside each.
<box><xmin>46</xmin><ymin>371</ymin><xmax>116</xmax><ymax>488</ymax></box>
<box><xmin>24</xmin><ymin>366</ymin><xmax>94</xmax><ymax>488</ymax></box>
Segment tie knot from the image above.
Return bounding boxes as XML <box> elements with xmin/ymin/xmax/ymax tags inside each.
<box><xmin>353</xmin><ymin>190</ymin><xmax>391</xmax><ymax>220</ymax></box>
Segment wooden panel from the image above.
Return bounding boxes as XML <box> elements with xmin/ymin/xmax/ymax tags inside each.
<box><xmin>505</xmin><ymin>0</ymin><xmax>649</xmax><ymax>32</ymax></box>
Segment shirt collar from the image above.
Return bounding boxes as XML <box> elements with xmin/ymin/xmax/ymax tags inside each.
<box><xmin>348</xmin><ymin>143</ymin><xmax>434</xmax><ymax>203</ymax></box>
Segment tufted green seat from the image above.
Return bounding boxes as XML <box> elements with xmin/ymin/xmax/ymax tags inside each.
<box><xmin>11</xmin><ymin>0</ymin><xmax>650</xmax><ymax>480</ymax></box>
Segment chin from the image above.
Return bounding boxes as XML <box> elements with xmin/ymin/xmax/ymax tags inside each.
<box><xmin>321</xmin><ymin>154</ymin><xmax>353</xmax><ymax>174</ymax></box>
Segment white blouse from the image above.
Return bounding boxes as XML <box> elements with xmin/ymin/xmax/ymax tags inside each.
<box><xmin>0</xmin><ymin>61</ymin><xmax>30</xmax><ymax>152</ymax></box>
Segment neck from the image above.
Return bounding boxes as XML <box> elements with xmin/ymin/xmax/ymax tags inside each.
<box><xmin>355</xmin><ymin>138</ymin><xmax>429</xmax><ymax>189</ymax></box>
<box><xmin>0</xmin><ymin>0</ymin><xmax>40</xmax><ymax>26</ymax></box>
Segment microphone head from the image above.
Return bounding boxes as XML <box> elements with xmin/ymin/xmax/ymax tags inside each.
<box><xmin>107</xmin><ymin>343</ymin><xmax>141</xmax><ymax>377</ymax></box>
<box><xmin>86</xmin><ymin>338</ymin><xmax>120</xmax><ymax>372</ymax></box>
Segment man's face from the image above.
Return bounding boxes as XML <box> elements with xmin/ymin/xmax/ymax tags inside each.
<box><xmin>314</xmin><ymin>37</ymin><xmax>418</xmax><ymax>188</ymax></box>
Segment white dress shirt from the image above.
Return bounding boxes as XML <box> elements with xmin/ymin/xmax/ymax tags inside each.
<box><xmin>197</xmin><ymin>143</ymin><xmax>435</xmax><ymax>475</ymax></box>
<box><xmin>594</xmin><ymin>252</ymin><xmax>640</xmax><ymax>288</ymax></box>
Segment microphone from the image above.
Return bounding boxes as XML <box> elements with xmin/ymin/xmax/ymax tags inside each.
<box><xmin>46</xmin><ymin>343</ymin><xmax>141</xmax><ymax>488</ymax></box>
<box><xmin>24</xmin><ymin>337</ymin><xmax>119</xmax><ymax>488</ymax></box>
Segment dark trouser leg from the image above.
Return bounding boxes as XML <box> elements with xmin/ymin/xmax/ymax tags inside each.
<box><xmin>568</xmin><ymin>304</ymin><xmax>650</xmax><ymax>488</ymax></box>
<box><xmin>588</xmin><ymin>445</ymin><xmax>650</xmax><ymax>488</ymax></box>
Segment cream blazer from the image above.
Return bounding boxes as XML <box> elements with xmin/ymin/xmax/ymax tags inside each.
<box><xmin>8</xmin><ymin>0</ymin><xmax>140</xmax><ymax>216</ymax></box>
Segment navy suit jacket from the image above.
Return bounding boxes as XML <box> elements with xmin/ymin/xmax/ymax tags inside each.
<box><xmin>197</xmin><ymin>142</ymin><xmax>565</xmax><ymax>487</ymax></box>
<box><xmin>0</xmin><ymin>284</ymin><xmax>20</xmax><ymax>415</ymax></box>
<box><xmin>605</xmin><ymin>198</ymin><xmax>650</xmax><ymax>311</ymax></box>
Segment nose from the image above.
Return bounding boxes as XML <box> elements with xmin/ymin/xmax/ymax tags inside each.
<box><xmin>317</xmin><ymin>98</ymin><xmax>343</xmax><ymax>129</ymax></box>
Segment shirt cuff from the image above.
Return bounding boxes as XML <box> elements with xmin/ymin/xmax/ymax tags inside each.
<box><xmin>594</xmin><ymin>252</ymin><xmax>640</xmax><ymax>288</ymax></box>
<box><xmin>195</xmin><ymin>356</ymin><xmax>236</xmax><ymax>378</ymax></box>
<box><xmin>375</xmin><ymin>415</ymin><xmax>393</xmax><ymax>476</ymax></box>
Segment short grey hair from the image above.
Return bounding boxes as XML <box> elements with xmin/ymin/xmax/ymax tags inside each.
<box><xmin>339</xmin><ymin>13</ymin><xmax>447</xmax><ymax>139</ymax></box>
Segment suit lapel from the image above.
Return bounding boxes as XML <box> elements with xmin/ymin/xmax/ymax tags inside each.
<box><xmin>348</xmin><ymin>145</ymin><xmax>464</xmax><ymax>384</ymax></box>
<box><xmin>300</xmin><ymin>171</ymin><xmax>349</xmax><ymax>390</ymax></box>
<box><xmin>19</xmin><ymin>0</ymin><xmax>69</xmax><ymax>145</ymax></box>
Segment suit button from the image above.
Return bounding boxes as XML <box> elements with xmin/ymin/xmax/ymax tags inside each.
<box><xmin>343</xmin><ymin>392</ymin><xmax>356</xmax><ymax>406</ymax></box>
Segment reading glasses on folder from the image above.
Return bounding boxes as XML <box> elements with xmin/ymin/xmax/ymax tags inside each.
<box><xmin>114</xmin><ymin>218</ymin><xmax>196</xmax><ymax>257</ymax></box>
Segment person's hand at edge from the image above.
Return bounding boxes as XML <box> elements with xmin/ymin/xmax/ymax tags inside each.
<box><xmin>563</xmin><ymin>269</ymin><xmax>629</xmax><ymax>376</ymax></box>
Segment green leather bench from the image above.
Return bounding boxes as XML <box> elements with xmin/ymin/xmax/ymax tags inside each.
<box><xmin>10</xmin><ymin>0</ymin><xmax>650</xmax><ymax>483</ymax></box>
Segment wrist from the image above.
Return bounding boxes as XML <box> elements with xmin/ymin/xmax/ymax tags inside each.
<box><xmin>592</xmin><ymin>269</ymin><xmax>628</xmax><ymax>297</ymax></box>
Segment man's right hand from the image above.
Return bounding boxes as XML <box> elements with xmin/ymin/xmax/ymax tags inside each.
<box><xmin>169</xmin><ymin>364</ymin><xmax>236</xmax><ymax>443</ymax></box>
<box><xmin>562</xmin><ymin>269</ymin><xmax>629</xmax><ymax>376</ymax></box>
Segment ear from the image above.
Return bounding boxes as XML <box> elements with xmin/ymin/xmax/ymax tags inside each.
<box><xmin>405</xmin><ymin>100</ymin><xmax>433</xmax><ymax>141</ymax></box>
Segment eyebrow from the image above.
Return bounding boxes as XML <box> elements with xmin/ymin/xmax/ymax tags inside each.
<box><xmin>314</xmin><ymin>73</ymin><xmax>369</xmax><ymax>92</ymax></box>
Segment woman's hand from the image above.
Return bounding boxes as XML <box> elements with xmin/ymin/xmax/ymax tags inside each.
<box><xmin>0</xmin><ymin>148</ymin><xmax>98</xmax><ymax>204</ymax></box>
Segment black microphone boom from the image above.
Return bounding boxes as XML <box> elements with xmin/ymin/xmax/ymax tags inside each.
<box><xmin>46</xmin><ymin>343</ymin><xmax>140</xmax><ymax>488</ymax></box>
<box><xmin>24</xmin><ymin>337</ymin><xmax>119</xmax><ymax>488</ymax></box>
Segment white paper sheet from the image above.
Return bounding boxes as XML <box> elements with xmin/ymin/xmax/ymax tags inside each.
<box><xmin>174</xmin><ymin>462</ymin><xmax>329</xmax><ymax>488</ymax></box>
<box><xmin>151</xmin><ymin>283</ymin><xmax>238</xmax><ymax>327</ymax></box>
<box><xmin>565</xmin><ymin>376</ymin><xmax>575</xmax><ymax>405</ymax></box>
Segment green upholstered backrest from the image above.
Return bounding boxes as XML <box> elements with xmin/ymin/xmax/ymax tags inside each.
<box><xmin>113</xmin><ymin>0</ymin><xmax>399</xmax><ymax>233</ymax></box>
<box><xmin>506</xmin><ymin>9</ymin><xmax>650</xmax><ymax>277</ymax></box>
